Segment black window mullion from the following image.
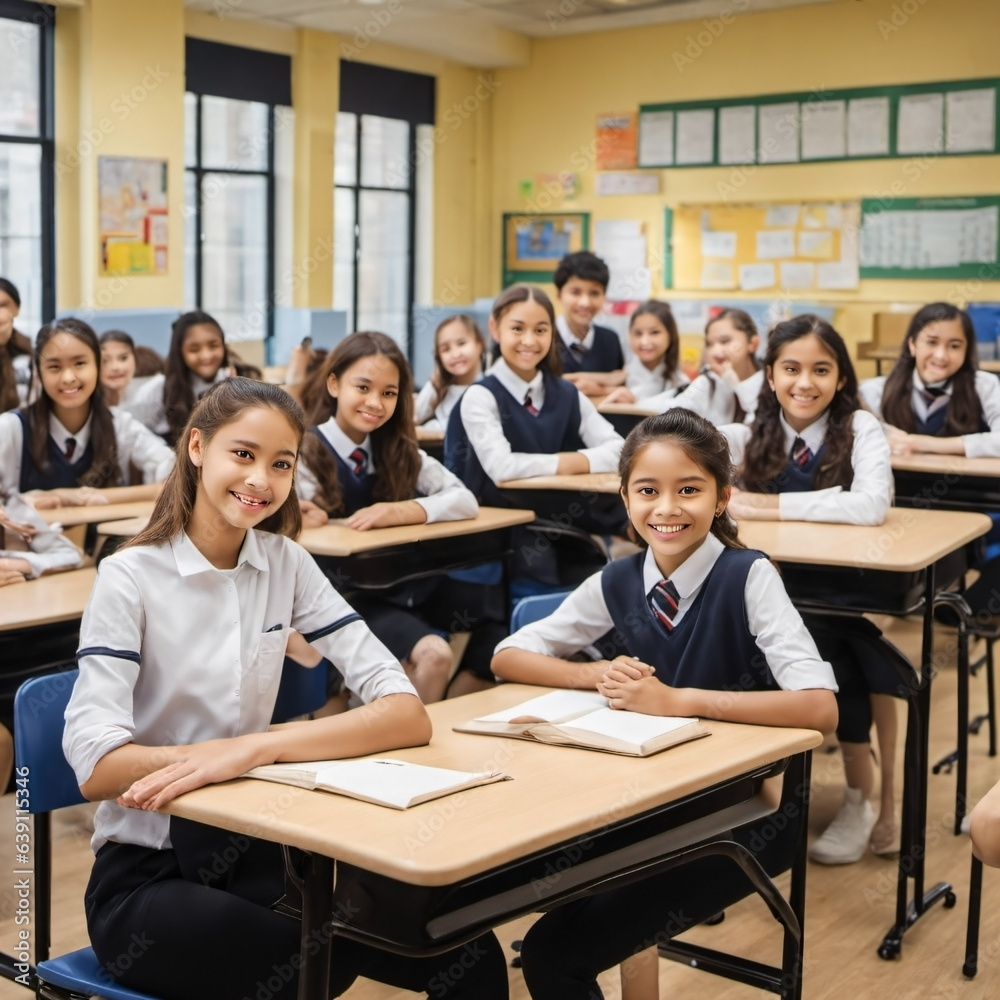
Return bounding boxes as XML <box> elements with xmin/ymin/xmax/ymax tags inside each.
<box><xmin>352</xmin><ymin>115</ymin><xmax>361</xmax><ymax>334</ymax></box>
<box><xmin>405</xmin><ymin>123</ymin><xmax>416</xmax><ymax>367</ymax></box>
<box><xmin>265</xmin><ymin>104</ymin><xmax>275</xmax><ymax>342</ymax></box>
<box><xmin>194</xmin><ymin>95</ymin><xmax>203</xmax><ymax>309</ymax></box>
<box><xmin>38</xmin><ymin>6</ymin><xmax>53</xmax><ymax>322</ymax></box>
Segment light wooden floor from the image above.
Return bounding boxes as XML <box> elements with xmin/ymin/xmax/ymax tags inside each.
<box><xmin>1</xmin><ymin>613</ymin><xmax>999</xmax><ymax>999</ymax></box>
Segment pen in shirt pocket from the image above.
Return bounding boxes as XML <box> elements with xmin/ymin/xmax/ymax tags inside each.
<box><xmin>265</xmin><ymin>623</ymin><xmax>285</xmax><ymax>633</ymax></box>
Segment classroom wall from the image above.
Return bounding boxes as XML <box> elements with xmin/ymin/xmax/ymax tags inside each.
<box><xmin>486</xmin><ymin>0</ymin><xmax>1000</xmax><ymax>371</ymax></box>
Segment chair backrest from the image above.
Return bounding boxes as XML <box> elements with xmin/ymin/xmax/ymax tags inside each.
<box><xmin>14</xmin><ymin>668</ymin><xmax>85</xmax><ymax>815</ymax></box>
<box><xmin>270</xmin><ymin>657</ymin><xmax>328</xmax><ymax>724</ymax></box>
<box><xmin>510</xmin><ymin>591</ymin><xmax>572</xmax><ymax>632</ymax></box>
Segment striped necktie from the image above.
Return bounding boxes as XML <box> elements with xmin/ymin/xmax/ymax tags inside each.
<box><xmin>791</xmin><ymin>437</ymin><xmax>812</xmax><ymax>467</ymax></box>
<box><xmin>920</xmin><ymin>385</ymin><xmax>948</xmax><ymax>409</ymax></box>
<box><xmin>648</xmin><ymin>579</ymin><xmax>681</xmax><ymax>631</ymax></box>
<box><xmin>65</xmin><ymin>437</ymin><xmax>77</xmax><ymax>461</ymax></box>
<box><xmin>569</xmin><ymin>341</ymin><xmax>586</xmax><ymax>359</ymax></box>
<box><xmin>349</xmin><ymin>447</ymin><xmax>367</xmax><ymax>476</ymax></box>
<box><xmin>523</xmin><ymin>392</ymin><xmax>539</xmax><ymax>417</ymax></box>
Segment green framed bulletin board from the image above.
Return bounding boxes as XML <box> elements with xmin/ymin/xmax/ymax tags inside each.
<box><xmin>859</xmin><ymin>196</ymin><xmax>1000</xmax><ymax>279</ymax></box>
<box><xmin>502</xmin><ymin>213</ymin><xmax>590</xmax><ymax>286</ymax></box>
<box><xmin>638</xmin><ymin>77</ymin><xmax>1000</xmax><ymax>169</ymax></box>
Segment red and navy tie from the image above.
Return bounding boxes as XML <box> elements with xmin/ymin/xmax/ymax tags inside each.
<box><xmin>349</xmin><ymin>447</ymin><xmax>367</xmax><ymax>476</ymax></box>
<box><xmin>791</xmin><ymin>437</ymin><xmax>812</xmax><ymax>467</ymax></box>
<box><xmin>523</xmin><ymin>392</ymin><xmax>539</xmax><ymax>417</ymax></box>
<box><xmin>65</xmin><ymin>437</ymin><xmax>77</xmax><ymax>460</ymax></box>
<box><xmin>648</xmin><ymin>579</ymin><xmax>681</xmax><ymax>631</ymax></box>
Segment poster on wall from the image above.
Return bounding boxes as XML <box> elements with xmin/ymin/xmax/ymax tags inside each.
<box><xmin>98</xmin><ymin>156</ymin><xmax>168</xmax><ymax>275</ymax></box>
<box><xmin>502</xmin><ymin>212</ymin><xmax>590</xmax><ymax>286</ymax></box>
<box><xmin>596</xmin><ymin>112</ymin><xmax>638</xmax><ymax>170</ymax></box>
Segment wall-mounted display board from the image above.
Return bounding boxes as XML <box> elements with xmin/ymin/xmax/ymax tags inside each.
<box><xmin>639</xmin><ymin>78</ymin><xmax>999</xmax><ymax>169</ymax></box>
<box><xmin>665</xmin><ymin>202</ymin><xmax>860</xmax><ymax>293</ymax></box>
<box><xmin>859</xmin><ymin>196</ymin><xmax>1000</xmax><ymax>279</ymax></box>
<box><xmin>502</xmin><ymin>212</ymin><xmax>590</xmax><ymax>286</ymax></box>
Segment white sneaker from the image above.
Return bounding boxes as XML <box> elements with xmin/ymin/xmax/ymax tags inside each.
<box><xmin>809</xmin><ymin>787</ymin><xmax>876</xmax><ymax>865</ymax></box>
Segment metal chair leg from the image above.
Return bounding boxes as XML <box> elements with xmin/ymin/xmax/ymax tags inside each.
<box><xmin>964</xmin><ymin>854</ymin><xmax>983</xmax><ymax>978</ymax></box>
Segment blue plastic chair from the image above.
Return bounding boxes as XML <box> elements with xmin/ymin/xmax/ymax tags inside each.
<box><xmin>510</xmin><ymin>591</ymin><xmax>572</xmax><ymax>632</ymax></box>
<box><xmin>271</xmin><ymin>655</ymin><xmax>329</xmax><ymax>724</ymax></box>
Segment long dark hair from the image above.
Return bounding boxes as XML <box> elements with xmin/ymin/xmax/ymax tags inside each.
<box><xmin>741</xmin><ymin>315</ymin><xmax>858</xmax><ymax>493</ymax></box>
<box><xmin>619</xmin><ymin>409</ymin><xmax>744</xmax><ymax>550</ymax></box>
<box><xmin>29</xmin><ymin>318</ymin><xmax>122</xmax><ymax>487</ymax></box>
<box><xmin>128</xmin><ymin>378</ymin><xmax>303</xmax><ymax>549</ymax></box>
<box><xmin>630</xmin><ymin>300</ymin><xmax>681</xmax><ymax>383</ymax></box>
<box><xmin>426</xmin><ymin>314</ymin><xmax>486</xmax><ymax>419</ymax></box>
<box><xmin>704</xmin><ymin>308</ymin><xmax>760</xmax><ymax>422</ymax></box>
<box><xmin>299</xmin><ymin>332</ymin><xmax>422</xmax><ymax>517</ymax></box>
<box><xmin>492</xmin><ymin>285</ymin><xmax>562</xmax><ymax>376</ymax></box>
<box><xmin>163</xmin><ymin>310</ymin><xmax>229</xmax><ymax>445</ymax></box>
<box><xmin>880</xmin><ymin>303</ymin><xmax>980</xmax><ymax>434</ymax></box>
<box><xmin>0</xmin><ymin>278</ymin><xmax>30</xmax><ymax>413</ymax></box>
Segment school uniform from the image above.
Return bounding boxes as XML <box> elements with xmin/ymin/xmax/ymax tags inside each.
<box><xmin>63</xmin><ymin>530</ymin><xmax>507</xmax><ymax>1000</ymax></box>
<box><xmin>298</xmin><ymin>418</ymin><xmax>505</xmax><ymax>679</ymax></box>
<box><xmin>556</xmin><ymin>315</ymin><xmax>624</xmax><ymax>373</ymax></box>
<box><xmin>722</xmin><ymin>409</ymin><xmax>893</xmax><ymax>524</ymax></box>
<box><xmin>643</xmin><ymin>368</ymin><xmax>764</xmax><ymax>424</ymax></box>
<box><xmin>125</xmin><ymin>368</ymin><xmax>229</xmax><ymax>437</ymax></box>
<box><xmin>0</xmin><ymin>491</ymin><xmax>82</xmax><ymax>577</ymax></box>
<box><xmin>499</xmin><ymin>534</ymin><xmax>836</xmax><ymax>999</ymax></box>
<box><xmin>860</xmin><ymin>370</ymin><xmax>1000</xmax><ymax>457</ymax></box>
<box><xmin>414</xmin><ymin>380</ymin><xmax>471</xmax><ymax>432</ymax></box>
<box><xmin>622</xmin><ymin>354</ymin><xmax>689</xmax><ymax>402</ymax></box>
<box><xmin>0</xmin><ymin>407</ymin><xmax>175</xmax><ymax>496</ymax></box>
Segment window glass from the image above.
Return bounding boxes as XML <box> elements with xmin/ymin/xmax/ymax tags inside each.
<box><xmin>334</xmin><ymin>111</ymin><xmax>357</xmax><ymax>187</ymax></box>
<box><xmin>360</xmin><ymin>115</ymin><xmax>409</xmax><ymax>190</ymax></box>
<box><xmin>0</xmin><ymin>19</ymin><xmax>39</xmax><ymax>138</ymax></box>
<box><xmin>333</xmin><ymin>186</ymin><xmax>356</xmax><ymax>332</ymax></box>
<box><xmin>357</xmin><ymin>189</ymin><xmax>409</xmax><ymax>347</ymax></box>
<box><xmin>200</xmin><ymin>95</ymin><xmax>269</xmax><ymax>171</ymax></box>
<box><xmin>0</xmin><ymin>142</ymin><xmax>41</xmax><ymax>334</ymax></box>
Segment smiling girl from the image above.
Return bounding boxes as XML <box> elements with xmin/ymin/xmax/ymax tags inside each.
<box><xmin>492</xmin><ymin>409</ymin><xmax>836</xmax><ymax>998</ymax></box>
<box><xmin>860</xmin><ymin>303</ymin><xmax>1000</xmax><ymax>457</ymax></box>
<box><xmin>62</xmin><ymin>377</ymin><xmax>508</xmax><ymax>1000</ymax></box>
<box><xmin>415</xmin><ymin>314</ymin><xmax>487</xmax><ymax>430</ymax></box>
<box><xmin>0</xmin><ymin>319</ymin><xmax>174</xmax><ymax>503</ymax></box>
<box><xmin>99</xmin><ymin>330</ymin><xmax>139</xmax><ymax>408</ymax></box>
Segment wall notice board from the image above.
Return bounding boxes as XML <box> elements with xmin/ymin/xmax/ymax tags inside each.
<box><xmin>666</xmin><ymin>202</ymin><xmax>860</xmax><ymax>293</ymax></box>
<box><xmin>859</xmin><ymin>196</ymin><xmax>1000</xmax><ymax>279</ymax></box>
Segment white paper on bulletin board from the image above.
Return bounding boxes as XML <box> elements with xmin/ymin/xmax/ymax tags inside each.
<box><xmin>595</xmin><ymin>219</ymin><xmax>650</xmax><ymax>301</ymax></box>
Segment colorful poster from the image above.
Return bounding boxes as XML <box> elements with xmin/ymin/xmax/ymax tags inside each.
<box><xmin>98</xmin><ymin>156</ymin><xmax>168</xmax><ymax>275</ymax></box>
<box><xmin>596</xmin><ymin>112</ymin><xmax>638</xmax><ymax>170</ymax></box>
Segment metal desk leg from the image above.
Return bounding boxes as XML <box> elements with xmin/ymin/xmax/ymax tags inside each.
<box><xmin>298</xmin><ymin>853</ymin><xmax>333</xmax><ymax>1000</ymax></box>
<box><xmin>782</xmin><ymin>751</ymin><xmax>811</xmax><ymax>1000</ymax></box>
<box><xmin>879</xmin><ymin>565</ymin><xmax>957</xmax><ymax>959</ymax></box>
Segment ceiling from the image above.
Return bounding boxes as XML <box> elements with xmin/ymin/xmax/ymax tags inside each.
<box><xmin>184</xmin><ymin>0</ymin><xmax>837</xmax><ymax>68</ymax></box>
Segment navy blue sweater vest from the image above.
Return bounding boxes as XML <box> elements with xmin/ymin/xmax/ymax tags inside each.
<box><xmin>309</xmin><ymin>428</ymin><xmax>377</xmax><ymax>515</ymax></box>
<box><xmin>445</xmin><ymin>371</ymin><xmax>585</xmax><ymax>507</ymax></box>
<box><xmin>777</xmin><ymin>444</ymin><xmax>826</xmax><ymax>493</ymax></box>
<box><xmin>913</xmin><ymin>397</ymin><xmax>989</xmax><ymax>437</ymax></box>
<box><xmin>16</xmin><ymin>410</ymin><xmax>95</xmax><ymax>492</ymax></box>
<box><xmin>601</xmin><ymin>547</ymin><xmax>777</xmax><ymax>692</ymax></box>
<box><xmin>559</xmin><ymin>325</ymin><xmax>624</xmax><ymax>374</ymax></box>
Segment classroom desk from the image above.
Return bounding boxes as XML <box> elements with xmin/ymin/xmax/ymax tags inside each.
<box><xmin>167</xmin><ymin>684</ymin><xmax>823</xmax><ymax>1000</ymax></box>
<box><xmin>740</xmin><ymin>508</ymin><xmax>991</xmax><ymax>960</ymax></box>
<box><xmin>891</xmin><ymin>453</ymin><xmax>1000</xmax><ymax>512</ymax></box>
<box><xmin>415</xmin><ymin>425</ymin><xmax>444</xmax><ymax>461</ymax></box>
<box><xmin>498</xmin><ymin>472</ymin><xmax>626</xmax><ymax>539</ymax></box>
<box><xmin>498</xmin><ymin>471</ymin><xmax>620</xmax><ymax>494</ymax></box>
<box><xmin>596</xmin><ymin>401</ymin><xmax>653</xmax><ymax>437</ymax></box>
<box><xmin>38</xmin><ymin>499</ymin><xmax>155</xmax><ymax>527</ymax></box>
<box><xmin>0</xmin><ymin>567</ymin><xmax>96</xmax><ymax>632</ymax></box>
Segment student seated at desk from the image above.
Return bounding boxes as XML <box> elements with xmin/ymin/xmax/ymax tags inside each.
<box><xmin>553</xmin><ymin>251</ymin><xmax>626</xmax><ymax>396</ymax></box>
<box><xmin>415</xmin><ymin>314</ymin><xmax>487</xmax><ymax>431</ymax></box>
<box><xmin>644</xmin><ymin>308</ymin><xmax>764</xmax><ymax>422</ymax></box>
<box><xmin>721</xmin><ymin>315</ymin><xmax>899</xmax><ymax>864</ymax></box>
<box><xmin>125</xmin><ymin>310</ymin><xmax>233</xmax><ymax>445</ymax></box>
<box><xmin>601</xmin><ymin>300</ymin><xmax>689</xmax><ymax>405</ymax></box>
<box><xmin>0</xmin><ymin>319</ymin><xmax>174</xmax><ymax>506</ymax></box>
<box><xmin>61</xmin><ymin>378</ymin><xmax>507</xmax><ymax>1000</ymax></box>
<box><xmin>446</xmin><ymin>284</ymin><xmax>625</xmax><ymax>585</ymax></box>
<box><xmin>492</xmin><ymin>409</ymin><xmax>837</xmax><ymax>1000</ymax></box>
<box><xmin>99</xmin><ymin>330</ymin><xmax>140</xmax><ymax>409</ymax></box>
<box><xmin>298</xmin><ymin>331</ymin><xmax>503</xmax><ymax>702</ymax></box>
<box><xmin>859</xmin><ymin>303</ymin><xmax>1000</xmax><ymax>458</ymax></box>
<box><xmin>0</xmin><ymin>278</ymin><xmax>31</xmax><ymax>413</ymax></box>
<box><xmin>0</xmin><ymin>489</ymin><xmax>82</xmax><ymax>584</ymax></box>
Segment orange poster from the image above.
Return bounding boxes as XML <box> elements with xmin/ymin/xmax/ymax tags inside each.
<box><xmin>596</xmin><ymin>112</ymin><xmax>638</xmax><ymax>170</ymax></box>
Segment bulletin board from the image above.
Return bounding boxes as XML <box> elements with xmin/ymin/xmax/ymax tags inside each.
<box><xmin>98</xmin><ymin>156</ymin><xmax>169</xmax><ymax>275</ymax></box>
<box><xmin>667</xmin><ymin>201</ymin><xmax>860</xmax><ymax>293</ymax></box>
<box><xmin>502</xmin><ymin>212</ymin><xmax>590</xmax><ymax>286</ymax></box>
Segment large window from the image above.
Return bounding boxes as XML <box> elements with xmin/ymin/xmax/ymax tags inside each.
<box><xmin>0</xmin><ymin>1</ymin><xmax>54</xmax><ymax>335</ymax></box>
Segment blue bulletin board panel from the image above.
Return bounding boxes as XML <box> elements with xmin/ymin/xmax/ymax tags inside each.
<box><xmin>502</xmin><ymin>213</ymin><xmax>590</xmax><ymax>286</ymax></box>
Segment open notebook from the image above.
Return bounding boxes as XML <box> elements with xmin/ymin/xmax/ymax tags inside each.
<box><xmin>455</xmin><ymin>690</ymin><xmax>709</xmax><ymax>757</ymax></box>
<box><xmin>244</xmin><ymin>758</ymin><xmax>511</xmax><ymax>810</ymax></box>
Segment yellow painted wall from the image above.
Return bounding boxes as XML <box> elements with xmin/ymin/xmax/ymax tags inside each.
<box><xmin>488</xmin><ymin>0</ymin><xmax>1000</xmax><ymax>371</ymax></box>
<box><xmin>55</xmin><ymin>0</ymin><xmax>186</xmax><ymax>313</ymax></box>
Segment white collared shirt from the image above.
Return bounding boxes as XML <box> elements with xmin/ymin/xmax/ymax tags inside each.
<box><xmin>641</xmin><ymin>369</ymin><xmax>763</xmax><ymax>425</ymax></box>
<box><xmin>556</xmin><ymin>314</ymin><xmax>595</xmax><ymax>353</ymax></box>
<box><xmin>456</xmin><ymin>358</ymin><xmax>624</xmax><ymax>482</ymax></box>
<box><xmin>0</xmin><ymin>491</ymin><xmax>82</xmax><ymax>578</ymax></box>
<box><xmin>125</xmin><ymin>369</ymin><xmax>229</xmax><ymax>436</ymax></box>
<box><xmin>297</xmin><ymin>416</ymin><xmax>478</xmax><ymax>523</ymax></box>
<box><xmin>860</xmin><ymin>370</ymin><xmax>1000</xmax><ymax>458</ymax></box>
<box><xmin>415</xmin><ymin>381</ymin><xmax>469</xmax><ymax>431</ymax></box>
<box><xmin>496</xmin><ymin>534</ymin><xmax>836</xmax><ymax>692</ymax></box>
<box><xmin>0</xmin><ymin>407</ymin><xmax>175</xmax><ymax>496</ymax></box>
<box><xmin>64</xmin><ymin>528</ymin><xmax>418</xmax><ymax>854</ymax></box>
<box><xmin>623</xmin><ymin>356</ymin><xmax>690</xmax><ymax>402</ymax></box>
<box><xmin>721</xmin><ymin>408</ymin><xmax>892</xmax><ymax>525</ymax></box>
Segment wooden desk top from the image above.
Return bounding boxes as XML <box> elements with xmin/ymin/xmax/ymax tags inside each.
<box><xmin>416</xmin><ymin>426</ymin><xmax>444</xmax><ymax>444</ymax></box>
<box><xmin>499</xmin><ymin>472</ymin><xmax>621</xmax><ymax>494</ymax></box>
<box><xmin>0</xmin><ymin>566</ymin><xmax>96</xmax><ymax>631</ymax></box>
<box><xmin>738</xmin><ymin>507</ymin><xmax>990</xmax><ymax>573</ymax></box>
<box><xmin>891</xmin><ymin>453</ymin><xmax>1000</xmax><ymax>477</ymax></box>
<box><xmin>39</xmin><ymin>500</ymin><xmax>156</xmax><ymax>527</ymax></box>
<box><xmin>298</xmin><ymin>507</ymin><xmax>536</xmax><ymax>557</ymax></box>
<box><xmin>597</xmin><ymin>401</ymin><xmax>656</xmax><ymax>417</ymax></box>
<box><xmin>981</xmin><ymin>360</ymin><xmax>1000</xmax><ymax>374</ymax></box>
<box><xmin>167</xmin><ymin>684</ymin><xmax>822</xmax><ymax>886</ymax></box>
<box><xmin>97</xmin><ymin>516</ymin><xmax>150</xmax><ymax>538</ymax></box>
